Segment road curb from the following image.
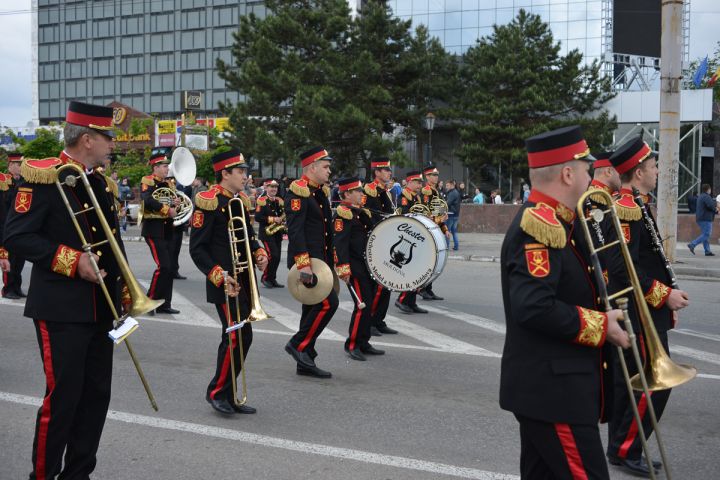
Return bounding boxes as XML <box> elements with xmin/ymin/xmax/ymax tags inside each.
<box><xmin>673</xmin><ymin>266</ymin><xmax>720</xmax><ymax>279</ymax></box>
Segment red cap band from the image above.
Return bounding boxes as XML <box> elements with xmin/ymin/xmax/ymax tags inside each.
<box><xmin>213</xmin><ymin>156</ymin><xmax>245</xmax><ymax>172</ymax></box>
<box><xmin>407</xmin><ymin>173</ymin><xmax>422</xmax><ymax>181</ymax></box>
<box><xmin>8</xmin><ymin>154</ymin><xmax>22</xmax><ymax>161</ymax></box>
<box><xmin>339</xmin><ymin>180</ymin><xmax>362</xmax><ymax>192</ymax></box>
<box><xmin>66</xmin><ymin>111</ymin><xmax>113</xmax><ymax>129</ymax></box>
<box><xmin>593</xmin><ymin>159</ymin><xmax>612</xmax><ymax>168</ymax></box>
<box><xmin>301</xmin><ymin>149</ymin><xmax>328</xmax><ymax>167</ymax></box>
<box><xmin>613</xmin><ymin>143</ymin><xmax>652</xmax><ymax>174</ymax></box>
<box><xmin>371</xmin><ymin>160</ymin><xmax>390</xmax><ymax>168</ymax></box>
<box><xmin>527</xmin><ymin>139</ymin><xmax>589</xmax><ymax>168</ymax></box>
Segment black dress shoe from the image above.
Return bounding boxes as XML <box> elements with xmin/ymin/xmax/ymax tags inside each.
<box><xmin>147</xmin><ymin>309</ymin><xmax>155</xmax><ymax>316</ymax></box>
<box><xmin>377</xmin><ymin>326</ymin><xmax>398</xmax><ymax>334</ymax></box>
<box><xmin>607</xmin><ymin>453</ymin><xmax>658</xmax><ymax>476</ymax></box>
<box><xmin>270</xmin><ymin>281</ymin><xmax>284</xmax><ymax>288</ymax></box>
<box><xmin>261</xmin><ymin>280</ymin><xmax>274</xmax><ymax>288</ymax></box>
<box><xmin>395</xmin><ymin>300</ymin><xmax>413</xmax><ymax>313</ymax></box>
<box><xmin>345</xmin><ymin>348</ymin><xmax>366</xmax><ymax>361</ymax></box>
<box><xmin>156</xmin><ymin>307</ymin><xmax>180</xmax><ymax>314</ymax></box>
<box><xmin>429</xmin><ymin>293</ymin><xmax>444</xmax><ymax>300</ymax></box>
<box><xmin>641</xmin><ymin>456</ymin><xmax>662</xmax><ymax>469</ymax></box>
<box><xmin>15</xmin><ymin>290</ymin><xmax>27</xmax><ymax>298</ymax></box>
<box><xmin>205</xmin><ymin>395</ymin><xmax>234</xmax><ymax>414</ymax></box>
<box><xmin>410</xmin><ymin>305</ymin><xmax>428</xmax><ymax>313</ymax></box>
<box><xmin>230</xmin><ymin>403</ymin><xmax>257</xmax><ymax>414</ymax></box>
<box><xmin>370</xmin><ymin>327</ymin><xmax>382</xmax><ymax>336</ymax></box>
<box><xmin>417</xmin><ymin>289</ymin><xmax>433</xmax><ymax>300</ymax></box>
<box><xmin>174</xmin><ymin>273</ymin><xmax>187</xmax><ymax>280</ymax></box>
<box><xmin>2</xmin><ymin>291</ymin><xmax>20</xmax><ymax>300</ymax></box>
<box><xmin>706</xmin><ymin>252</ymin><xmax>716</xmax><ymax>256</ymax></box>
<box><xmin>360</xmin><ymin>345</ymin><xmax>385</xmax><ymax>355</ymax></box>
<box><xmin>285</xmin><ymin>342</ymin><xmax>316</xmax><ymax>368</ymax></box>
<box><xmin>296</xmin><ymin>365</ymin><xmax>332</xmax><ymax>378</ymax></box>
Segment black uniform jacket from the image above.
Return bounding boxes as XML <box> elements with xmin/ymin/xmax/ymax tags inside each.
<box><xmin>606</xmin><ymin>188</ymin><xmax>674</xmax><ymax>333</ymax></box>
<box><xmin>284</xmin><ymin>175</ymin><xmax>334</xmax><ymax>270</ymax></box>
<box><xmin>140</xmin><ymin>174</ymin><xmax>175</xmax><ymax>238</ymax></box>
<box><xmin>584</xmin><ymin>180</ymin><xmax>616</xmax><ymax>284</ymax></box>
<box><xmin>3</xmin><ymin>154</ymin><xmax>128</xmax><ymax>322</ymax></box>
<box><xmin>421</xmin><ymin>185</ymin><xmax>449</xmax><ymax>234</ymax></box>
<box><xmin>332</xmin><ymin>202</ymin><xmax>377</xmax><ymax>278</ymax></box>
<box><xmin>0</xmin><ymin>174</ymin><xmax>8</xmax><ymax>257</ymax></box>
<box><xmin>255</xmin><ymin>195</ymin><xmax>285</xmax><ymax>242</ymax></box>
<box><xmin>500</xmin><ymin>189</ymin><xmax>613</xmax><ymax>426</ymax></box>
<box><xmin>398</xmin><ymin>188</ymin><xmax>421</xmax><ymax>215</ymax></box>
<box><xmin>189</xmin><ymin>185</ymin><xmax>266</xmax><ymax>305</ymax></box>
<box><xmin>361</xmin><ymin>180</ymin><xmax>395</xmax><ymax>222</ymax></box>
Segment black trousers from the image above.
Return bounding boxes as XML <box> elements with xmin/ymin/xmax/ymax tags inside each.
<box><xmin>289</xmin><ymin>289</ymin><xmax>339</xmax><ymax>360</ymax></box>
<box><xmin>170</xmin><ymin>225</ymin><xmax>183</xmax><ymax>276</ymax></box>
<box><xmin>515</xmin><ymin>414</ymin><xmax>610</xmax><ymax>480</ymax></box>
<box><xmin>260</xmin><ymin>237</ymin><xmax>282</xmax><ymax>283</ymax></box>
<box><xmin>419</xmin><ymin>281</ymin><xmax>437</xmax><ymax>296</ymax></box>
<box><xmin>30</xmin><ymin>319</ymin><xmax>114</xmax><ymax>480</ymax></box>
<box><xmin>607</xmin><ymin>331</ymin><xmax>671</xmax><ymax>461</ymax></box>
<box><xmin>344</xmin><ymin>273</ymin><xmax>377</xmax><ymax>351</ymax></box>
<box><xmin>370</xmin><ymin>285</ymin><xmax>391</xmax><ymax>329</ymax></box>
<box><xmin>145</xmin><ymin>234</ymin><xmax>174</xmax><ymax>309</ymax></box>
<box><xmin>397</xmin><ymin>290</ymin><xmax>418</xmax><ymax>307</ymax></box>
<box><xmin>207</xmin><ymin>302</ymin><xmax>253</xmax><ymax>403</ymax></box>
<box><xmin>2</xmin><ymin>252</ymin><xmax>25</xmax><ymax>295</ymax></box>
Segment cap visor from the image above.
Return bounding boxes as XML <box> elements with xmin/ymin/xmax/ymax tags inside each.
<box><xmin>584</xmin><ymin>153</ymin><xmax>596</xmax><ymax>162</ymax></box>
<box><xmin>96</xmin><ymin>129</ymin><xmax>116</xmax><ymax>139</ymax></box>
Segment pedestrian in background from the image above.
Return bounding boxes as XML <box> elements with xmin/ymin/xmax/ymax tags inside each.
<box><xmin>191</xmin><ymin>177</ymin><xmax>208</xmax><ymax>204</ymax></box>
<box><xmin>688</xmin><ymin>184</ymin><xmax>718</xmax><ymax>256</ymax></box>
<box><xmin>387</xmin><ymin>178</ymin><xmax>399</xmax><ymax>204</ymax></box>
<box><xmin>473</xmin><ymin>188</ymin><xmax>484</xmax><ymax>204</ymax></box>
<box><xmin>445</xmin><ymin>180</ymin><xmax>460</xmax><ymax>250</ymax></box>
<box><xmin>278</xmin><ymin>173</ymin><xmax>288</xmax><ymax>199</ymax></box>
<box><xmin>522</xmin><ymin>184</ymin><xmax>530</xmax><ymax>202</ymax></box>
<box><xmin>392</xmin><ymin>176</ymin><xmax>402</xmax><ymax>198</ymax></box>
<box><xmin>330</xmin><ymin>180</ymin><xmax>341</xmax><ymax>207</ymax></box>
<box><xmin>458</xmin><ymin>182</ymin><xmax>470</xmax><ymax>202</ymax></box>
<box><xmin>493</xmin><ymin>189</ymin><xmax>504</xmax><ymax>204</ymax></box>
<box><xmin>688</xmin><ymin>191</ymin><xmax>698</xmax><ymax>214</ymax></box>
<box><xmin>438</xmin><ymin>180</ymin><xmax>447</xmax><ymax>198</ymax></box>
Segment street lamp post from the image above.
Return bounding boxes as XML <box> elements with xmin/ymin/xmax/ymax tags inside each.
<box><xmin>424</xmin><ymin>112</ymin><xmax>435</xmax><ymax>167</ymax></box>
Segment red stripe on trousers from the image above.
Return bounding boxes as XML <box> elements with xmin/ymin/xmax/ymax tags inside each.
<box><xmin>298</xmin><ymin>298</ymin><xmax>330</xmax><ymax>352</ymax></box>
<box><xmin>262</xmin><ymin>241</ymin><xmax>271</xmax><ymax>281</ymax></box>
<box><xmin>36</xmin><ymin>321</ymin><xmax>56</xmax><ymax>480</ymax></box>
<box><xmin>210</xmin><ymin>304</ymin><xmax>237</xmax><ymax>399</ymax></box>
<box><xmin>146</xmin><ymin>238</ymin><xmax>161</xmax><ymax>298</ymax></box>
<box><xmin>370</xmin><ymin>286</ymin><xmax>383</xmax><ymax>316</ymax></box>
<box><xmin>554</xmin><ymin>423</ymin><xmax>588</xmax><ymax>480</ymax></box>
<box><xmin>618</xmin><ymin>392</ymin><xmax>651</xmax><ymax>458</ymax></box>
<box><xmin>398</xmin><ymin>292</ymin><xmax>406</xmax><ymax>303</ymax></box>
<box><xmin>348</xmin><ymin>279</ymin><xmax>363</xmax><ymax>350</ymax></box>
<box><xmin>2</xmin><ymin>272</ymin><xmax>7</xmax><ymax>290</ymax></box>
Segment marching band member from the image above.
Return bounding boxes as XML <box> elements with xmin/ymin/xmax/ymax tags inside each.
<box><xmin>284</xmin><ymin>146</ymin><xmax>338</xmax><ymax>378</ymax></box>
<box><xmin>0</xmin><ymin>172</ymin><xmax>9</xmax><ymax>276</ymax></box>
<box><xmin>499</xmin><ymin>126</ymin><xmax>630</xmax><ymax>479</ymax></box>
<box><xmin>256</xmin><ymin>178</ymin><xmax>285</xmax><ymax>289</ymax></box>
<box><xmin>605</xmin><ymin>137</ymin><xmax>690</xmax><ymax>475</ymax></box>
<box><xmin>361</xmin><ymin>158</ymin><xmax>398</xmax><ymax>336</ymax></box>
<box><xmin>141</xmin><ymin>153</ymin><xmax>181</xmax><ymax>315</ymax></box>
<box><xmin>4</xmin><ymin>101</ymin><xmax>129</xmax><ymax>480</ymax></box>
<box><xmin>418</xmin><ymin>164</ymin><xmax>451</xmax><ymax>301</ymax></box>
<box><xmin>189</xmin><ymin>149</ymin><xmax>268</xmax><ymax>415</ymax></box>
<box><xmin>394</xmin><ymin>171</ymin><xmax>428</xmax><ymax>314</ymax></box>
<box><xmin>334</xmin><ymin>177</ymin><xmax>385</xmax><ymax>361</ymax></box>
<box><xmin>2</xmin><ymin>152</ymin><xmax>26</xmax><ymax>299</ymax></box>
<box><xmin>583</xmin><ymin>151</ymin><xmax>618</xmax><ymax>285</ymax></box>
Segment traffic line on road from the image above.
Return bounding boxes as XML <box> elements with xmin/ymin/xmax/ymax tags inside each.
<box><xmin>673</xmin><ymin>329</ymin><xmax>720</xmax><ymax>343</ymax></box>
<box><xmin>338</xmin><ymin>301</ymin><xmax>501</xmax><ymax>358</ymax></box>
<box><xmin>138</xmin><ymin>280</ymin><xmax>218</xmax><ymax>328</ymax></box>
<box><xmin>697</xmin><ymin>374</ymin><xmax>720</xmax><ymax>380</ymax></box>
<box><xmin>0</xmin><ymin>391</ymin><xmax>519</xmax><ymax>480</ymax></box>
<box><xmin>261</xmin><ymin>297</ymin><xmax>346</xmax><ymax>341</ymax></box>
<box><xmin>421</xmin><ymin>304</ymin><xmax>506</xmax><ymax>334</ymax></box>
<box><xmin>670</xmin><ymin>345</ymin><xmax>720</xmax><ymax>367</ymax></box>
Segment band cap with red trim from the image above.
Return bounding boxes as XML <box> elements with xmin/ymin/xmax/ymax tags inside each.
<box><xmin>65</xmin><ymin>101</ymin><xmax>116</xmax><ymax>139</ymax></box>
<box><xmin>338</xmin><ymin>176</ymin><xmax>363</xmax><ymax>192</ymax></box>
<box><xmin>264</xmin><ymin>178</ymin><xmax>280</xmax><ymax>186</ymax></box>
<box><xmin>525</xmin><ymin>125</ymin><xmax>595</xmax><ymax>168</ymax></box>
<box><xmin>406</xmin><ymin>170</ymin><xmax>423</xmax><ymax>182</ymax></box>
<box><xmin>7</xmin><ymin>152</ymin><xmax>23</xmax><ymax>162</ymax></box>
<box><xmin>592</xmin><ymin>151</ymin><xmax>614</xmax><ymax>169</ymax></box>
<box><xmin>300</xmin><ymin>146</ymin><xmax>332</xmax><ymax>168</ymax></box>
<box><xmin>211</xmin><ymin>148</ymin><xmax>247</xmax><ymax>172</ymax></box>
<box><xmin>149</xmin><ymin>153</ymin><xmax>170</xmax><ymax>165</ymax></box>
<box><xmin>371</xmin><ymin>157</ymin><xmax>391</xmax><ymax>170</ymax></box>
<box><xmin>423</xmin><ymin>164</ymin><xmax>439</xmax><ymax>176</ymax></box>
<box><xmin>609</xmin><ymin>137</ymin><xmax>658</xmax><ymax>175</ymax></box>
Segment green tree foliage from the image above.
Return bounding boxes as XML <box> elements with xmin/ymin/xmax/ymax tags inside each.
<box><xmin>453</xmin><ymin>9</ymin><xmax>616</xmax><ymax>196</ymax></box>
<box><xmin>21</xmin><ymin>125</ymin><xmax>65</xmax><ymax>160</ymax></box>
<box><xmin>687</xmin><ymin>40</ymin><xmax>720</xmax><ymax>103</ymax></box>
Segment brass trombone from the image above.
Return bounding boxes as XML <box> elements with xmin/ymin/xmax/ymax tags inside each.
<box><xmin>577</xmin><ymin>189</ymin><xmax>696</xmax><ymax>480</ymax></box>
<box><xmin>223</xmin><ymin>197</ymin><xmax>274</xmax><ymax>407</ymax></box>
<box><xmin>55</xmin><ymin>163</ymin><xmax>164</xmax><ymax>411</ymax></box>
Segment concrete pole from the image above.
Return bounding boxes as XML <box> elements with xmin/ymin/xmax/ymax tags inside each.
<box><xmin>657</xmin><ymin>0</ymin><xmax>684</xmax><ymax>262</ymax></box>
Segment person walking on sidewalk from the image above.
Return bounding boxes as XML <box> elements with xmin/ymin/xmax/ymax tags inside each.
<box><xmin>688</xmin><ymin>184</ymin><xmax>718</xmax><ymax>256</ymax></box>
<box><xmin>445</xmin><ymin>180</ymin><xmax>460</xmax><ymax>251</ymax></box>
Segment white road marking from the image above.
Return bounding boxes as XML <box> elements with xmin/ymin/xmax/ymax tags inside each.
<box><xmin>670</xmin><ymin>345</ymin><xmax>720</xmax><ymax>367</ymax></box>
<box><xmin>697</xmin><ymin>374</ymin><xmax>720</xmax><ymax>380</ymax></box>
<box><xmin>337</xmin><ymin>301</ymin><xmax>501</xmax><ymax>358</ymax></box>
<box><xmin>673</xmin><ymin>329</ymin><xmax>720</xmax><ymax>343</ymax></box>
<box><xmin>260</xmin><ymin>297</ymin><xmax>346</xmax><ymax>341</ymax></box>
<box><xmin>0</xmin><ymin>298</ymin><xmax>25</xmax><ymax>307</ymax></box>
<box><xmin>421</xmin><ymin>305</ymin><xmax>506</xmax><ymax>334</ymax></box>
<box><xmin>0</xmin><ymin>392</ymin><xmax>519</xmax><ymax>480</ymax></box>
<box><xmin>138</xmin><ymin>280</ymin><xmax>217</xmax><ymax>327</ymax></box>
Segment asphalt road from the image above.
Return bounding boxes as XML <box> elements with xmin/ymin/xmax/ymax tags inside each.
<box><xmin>1</xmin><ymin>242</ymin><xmax>719</xmax><ymax>479</ymax></box>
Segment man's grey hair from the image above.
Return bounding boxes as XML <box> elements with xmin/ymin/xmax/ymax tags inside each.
<box><xmin>523</xmin><ymin>184</ymin><xmax>529</xmax><ymax>190</ymax></box>
<box><xmin>64</xmin><ymin>123</ymin><xmax>97</xmax><ymax>148</ymax></box>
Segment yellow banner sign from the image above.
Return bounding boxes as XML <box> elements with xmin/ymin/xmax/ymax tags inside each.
<box><xmin>158</xmin><ymin>121</ymin><xmax>175</xmax><ymax>134</ymax></box>
<box><xmin>216</xmin><ymin>118</ymin><xmax>231</xmax><ymax>132</ymax></box>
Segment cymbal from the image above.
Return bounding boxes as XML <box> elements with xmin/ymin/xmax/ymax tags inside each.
<box><xmin>332</xmin><ymin>268</ymin><xmax>340</xmax><ymax>296</ymax></box>
<box><xmin>287</xmin><ymin>258</ymin><xmax>334</xmax><ymax>305</ymax></box>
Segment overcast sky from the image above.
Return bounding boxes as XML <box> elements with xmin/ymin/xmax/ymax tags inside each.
<box><xmin>0</xmin><ymin>0</ymin><xmax>718</xmax><ymax>129</ymax></box>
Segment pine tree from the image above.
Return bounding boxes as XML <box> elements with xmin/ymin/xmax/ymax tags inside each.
<box><xmin>453</xmin><ymin>9</ymin><xmax>616</xmax><ymax>197</ymax></box>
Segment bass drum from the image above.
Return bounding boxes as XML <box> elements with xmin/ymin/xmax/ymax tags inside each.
<box><xmin>365</xmin><ymin>214</ymin><xmax>448</xmax><ymax>292</ymax></box>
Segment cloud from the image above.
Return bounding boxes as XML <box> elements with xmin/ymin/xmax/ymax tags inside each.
<box><xmin>0</xmin><ymin>1</ymin><xmax>32</xmax><ymax>128</ymax></box>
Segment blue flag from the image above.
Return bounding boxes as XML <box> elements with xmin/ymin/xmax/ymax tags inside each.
<box><xmin>693</xmin><ymin>55</ymin><xmax>708</xmax><ymax>88</ymax></box>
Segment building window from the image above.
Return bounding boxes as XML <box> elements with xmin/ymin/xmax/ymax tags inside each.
<box><xmin>121</xmin><ymin>36</ymin><xmax>144</xmax><ymax>55</ymax></box>
<box><xmin>66</xmin><ymin>60</ymin><xmax>87</xmax><ymax>79</ymax></box>
<box><xmin>151</xmin><ymin>12</ymin><xmax>173</xmax><ymax>31</ymax></box>
<box><xmin>38</xmin><ymin>7</ymin><xmax>59</xmax><ymax>25</ymax></box>
<box><xmin>65</xmin><ymin>80</ymin><xmax>87</xmax><ymax>98</ymax></box>
<box><xmin>151</xmin><ymin>73</ymin><xmax>174</xmax><ymax>93</ymax></box>
<box><xmin>64</xmin><ymin>3</ymin><xmax>87</xmax><ymax>22</ymax></box>
<box><xmin>38</xmin><ymin>44</ymin><xmax>59</xmax><ymax>62</ymax></box>
<box><xmin>182</xmin><ymin>30</ymin><xmax>206</xmax><ymax>49</ymax></box>
<box><xmin>39</xmin><ymin>63</ymin><xmax>60</xmax><ymax>81</ymax></box>
<box><xmin>182</xmin><ymin>9</ymin><xmax>206</xmax><ymax>29</ymax></box>
<box><xmin>150</xmin><ymin>94</ymin><xmax>175</xmax><ymax>113</ymax></box>
<box><xmin>181</xmin><ymin>71</ymin><xmax>205</xmax><ymax>90</ymax></box>
<box><xmin>212</xmin><ymin>6</ymin><xmax>238</xmax><ymax>26</ymax></box>
<box><xmin>121</xmin><ymin>55</ymin><xmax>144</xmax><ymax>74</ymax></box>
<box><xmin>121</xmin><ymin>0</ymin><xmax>144</xmax><ymax>16</ymax></box>
<box><xmin>121</xmin><ymin>96</ymin><xmax>144</xmax><ymax>111</ymax></box>
<box><xmin>93</xmin><ymin>19</ymin><xmax>114</xmax><ymax>37</ymax></box>
<box><xmin>65</xmin><ymin>41</ymin><xmax>87</xmax><ymax>60</ymax></box>
<box><xmin>93</xmin><ymin>78</ymin><xmax>115</xmax><ymax>97</ymax></box>
<box><xmin>150</xmin><ymin>33</ymin><xmax>174</xmax><ymax>52</ymax></box>
<box><xmin>182</xmin><ymin>0</ymin><xmax>206</xmax><ymax>9</ymax></box>
<box><xmin>121</xmin><ymin>16</ymin><xmax>143</xmax><ymax>35</ymax></box>
<box><xmin>181</xmin><ymin>50</ymin><xmax>205</xmax><ymax>70</ymax></box>
<box><xmin>212</xmin><ymin>48</ymin><xmax>232</xmax><ymax>64</ymax></box>
<box><xmin>93</xmin><ymin>58</ymin><xmax>115</xmax><ymax>77</ymax></box>
<box><xmin>93</xmin><ymin>0</ymin><xmax>114</xmax><ymax>19</ymax></box>
<box><xmin>150</xmin><ymin>53</ymin><xmax>174</xmax><ymax>72</ymax></box>
<box><xmin>66</xmin><ymin>22</ymin><xmax>87</xmax><ymax>41</ymax></box>
<box><xmin>39</xmin><ymin>25</ymin><xmax>60</xmax><ymax>43</ymax></box>
<box><xmin>212</xmin><ymin>27</ymin><xmax>236</xmax><ymax>48</ymax></box>
<box><xmin>121</xmin><ymin>76</ymin><xmax>144</xmax><ymax>95</ymax></box>
<box><xmin>150</xmin><ymin>0</ymin><xmax>175</xmax><ymax>13</ymax></box>
<box><xmin>93</xmin><ymin>39</ymin><xmax>115</xmax><ymax>57</ymax></box>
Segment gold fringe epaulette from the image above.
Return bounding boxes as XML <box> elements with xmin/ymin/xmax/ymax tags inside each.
<box><xmin>0</xmin><ymin>174</ymin><xmax>7</xmax><ymax>191</ymax></box>
<box><xmin>363</xmin><ymin>208</ymin><xmax>372</xmax><ymax>218</ymax></box>
<box><xmin>336</xmin><ymin>205</ymin><xmax>354</xmax><ymax>220</ymax></box>
<box><xmin>519</xmin><ymin>203</ymin><xmax>567</xmax><ymax>249</ymax></box>
<box><xmin>323</xmin><ymin>185</ymin><xmax>331</xmax><ymax>197</ymax></box>
<box><xmin>289</xmin><ymin>180</ymin><xmax>310</xmax><ymax>198</ymax></box>
<box><xmin>238</xmin><ymin>192</ymin><xmax>251</xmax><ymax>211</ymax></box>
<box><xmin>141</xmin><ymin>176</ymin><xmax>156</xmax><ymax>187</ymax></box>
<box><xmin>422</xmin><ymin>186</ymin><xmax>433</xmax><ymax>196</ymax></box>
<box><xmin>277</xmin><ymin>197</ymin><xmax>284</xmax><ymax>206</ymax></box>
<box><xmin>402</xmin><ymin>189</ymin><xmax>413</xmax><ymax>201</ymax></box>
<box><xmin>101</xmin><ymin>173</ymin><xmax>119</xmax><ymax>199</ymax></box>
<box><xmin>256</xmin><ymin>196</ymin><xmax>267</xmax><ymax>207</ymax></box>
<box><xmin>588</xmin><ymin>192</ymin><xmax>608</xmax><ymax>205</ymax></box>
<box><xmin>21</xmin><ymin>158</ymin><xmax>61</xmax><ymax>184</ymax></box>
<box><xmin>364</xmin><ymin>183</ymin><xmax>377</xmax><ymax>197</ymax></box>
<box><xmin>195</xmin><ymin>190</ymin><xmax>218</xmax><ymax>211</ymax></box>
<box><xmin>614</xmin><ymin>195</ymin><xmax>642</xmax><ymax>221</ymax></box>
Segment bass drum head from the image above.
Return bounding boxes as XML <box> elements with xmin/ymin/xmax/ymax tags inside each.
<box><xmin>365</xmin><ymin>214</ymin><xmax>441</xmax><ymax>292</ymax></box>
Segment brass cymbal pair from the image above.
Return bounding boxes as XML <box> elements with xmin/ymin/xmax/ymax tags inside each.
<box><xmin>287</xmin><ymin>258</ymin><xmax>340</xmax><ymax>305</ymax></box>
